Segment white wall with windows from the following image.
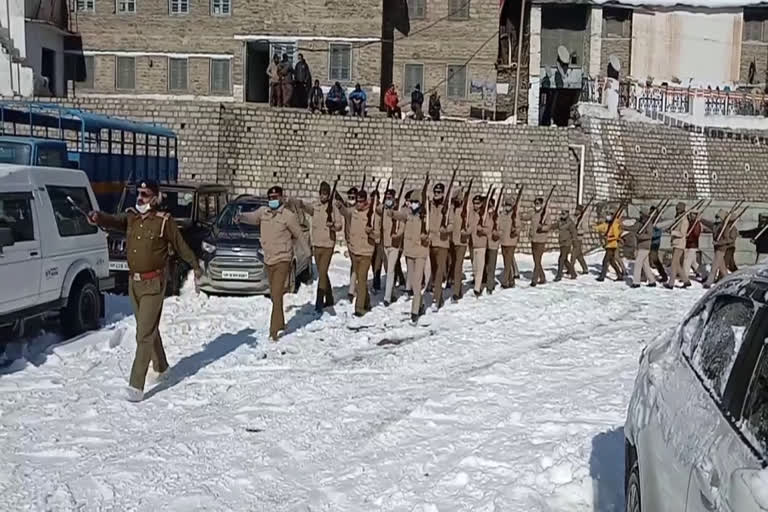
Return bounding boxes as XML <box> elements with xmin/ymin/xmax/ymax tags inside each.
<box><xmin>25</xmin><ymin>22</ymin><xmax>65</xmax><ymax>96</ymax></box>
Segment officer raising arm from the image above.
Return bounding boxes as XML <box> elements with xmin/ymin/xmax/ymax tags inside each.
<box><xmin>237</xmin><ymin>186</ymin><xmax>306</xmax><ymax>341</ymax></box>
<box><xmin>87</xmin><ymin>181</ymin><xmax>201</xmax><ymax>403</ymax></box>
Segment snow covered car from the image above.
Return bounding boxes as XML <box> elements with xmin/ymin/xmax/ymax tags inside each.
<box><xmin>196</xmin><ymin>195</ymin><xmax>312</xmax><ymax>295</ymax></box>
<box><xmin>624</xmin><ymin>266</ymin><xmax>768</xmax><ymax>512</ymax></box>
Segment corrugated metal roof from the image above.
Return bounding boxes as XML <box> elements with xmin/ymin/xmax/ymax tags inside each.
<box><xmin>0</xmin><ymin>101</ymin><xmax>176</xmax><ymax>138</ymax></box>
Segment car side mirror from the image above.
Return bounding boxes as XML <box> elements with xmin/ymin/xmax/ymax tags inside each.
<box><xmin>728</xmin><ymin>469</ymin><xmax>768</xmax><ymax>510</ymax></box>
<box><xmin>0</xmin><ymin>226</ymin><xmax>15</xmax><ymax>252</ymax></box>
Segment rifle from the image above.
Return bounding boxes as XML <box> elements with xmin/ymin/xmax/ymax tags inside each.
<box><xmin>724</xmin><ymin>204</ymin><xmax>749</xmax><ymax>233</ymax></box>
<box><xmin>326</xmin><ymin>178</ymin><xmax>339</xmax><ymax>225</ymax></box>
<box><xmin>575</xmin><ymin>195</ymin><xmax>594</xmax><ymax>227</ymax></box>
<box><xmin>441</xmin><ymin>166</ymin><xmax>458</xmax><ymax>228</ymax></box>
<box><xmin>540</xmin><ymin>185</ymin><xmax>556</xmax><ymax>225</ymax></box>
<box><xmin>492</xmin><ymin>187</ymin><xmax>502</xmax><ymax>232</ymax></box>
<box><xmin>753</xmin><ymin>222</ymin><xmax>768</xmax><ymax>243</ymax></box>
<box><xmin>367</xmin><ymin>178</ymin><xmax>382</xmax><ymax>228</ymax></box>
<box><xmin>379</xmin><ymin>177</ymin><xmax>391</xmax><ymax>240</ymax></box>
<box><xmin>510</xmin><ymin>184</ymin><xmax>524</xmax><ymax>236</ymax></box>
<box><xmin>460</xmin><ymin>178</ymin><xmax>474</xmax><ymax>234</ymax></box>
<box><xmin>390</xmin><ymin>178</ymin><xmax>406</xmax><ymax>239</ymax></box>
<box><xmin>685</xmin><ymin>198</ymin><xmax>712</xmax><ymax>237</ymax></box>
<box><xmin>714</xmin><ymin>201</ymin><xmax>743</xmax><ymax>242</ymax></box>
<box><xmin>420</xmin><ymin>173</ymin><xmax>430</xmax><ymax>236</ymax></box>
<box><xmin>360</xmin><ymin>174</ymin><xmax>367</xmax><ymax>192</ymax></box>
<box><xmin>667</xmin><ymin>199</ymin><xmax>705</xmax><ymax>233</ymax></box>
<box><xmin>637</xmin><ymin>197</ymin><xmax>666</xmax><ymax>235</ymax></box>
<box><xmin>603</xmin><ymin>200</ymin><xmax>627</xmax><ymax>243</ymax></box>
<box><xmin>480</xmin><ymin>184</ymin><xmax>494</xmax><ymax>226</ymax></box>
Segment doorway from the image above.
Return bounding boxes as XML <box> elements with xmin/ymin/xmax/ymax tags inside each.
<box><xmin>245</xmin><ymin>42</ymin><xmax>269</xmax><ymax>103</ymax></box>
<box><xmin>41</xmin><ymin>47</ymin><xmax>56</xmax><ymax>96</ymax></box>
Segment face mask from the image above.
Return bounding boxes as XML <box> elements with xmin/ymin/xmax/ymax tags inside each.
<box><xmin>434</xmin><ymin>196</ymin><xmax>443</xmax><ymax>204</ymax></box>
<box><xmin>268</xmin><ymin>199</ymin><xmax>280</xmax><ymax>210</ymax></box>
<box><xmin>504</xmin><ymin>207</ymin><xmax>513</xmax><ymax>214</ymax></box>
<box><xmin>348</xmin><ymin>198</ymin><xmax>357</xmax><ymax>205</ymax></box>
<box><xmin>385</xmin><ymin>199</ymin><xmax>394</xmax><ymax>208</ymax></box>
<box><xmin>136</xmin><ymin>202</ymin><xmax>151</xmax><ymax>214</ymax></box>
<box><xmin>410</xmin><ymin>202</ymin><xmax>420</xmax><ymax>212</ymax></box>
<box><xmin>534</xmin><ymin>205</ymin><xmax>542</xmax><ymax>212</ymax></box>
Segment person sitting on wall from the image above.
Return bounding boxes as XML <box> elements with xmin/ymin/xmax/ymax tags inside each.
<box><xmin>411</xmin><ymin>84</ymin><xmax>425</xmax><ymax>120</ymax></box>
<box><xmin>429</xmin><ymin>91</ymin><xmax>442</xmax><ymax>121</ymax></box>
<box><xmin>326</xmin><ymin>82</ymin><xmax>348</xmax><ymax>115</ymax></box>
<box><xmin>385</xmin><ymin>85</ymin><xmax>402</xmax><ymax>119</ymax></box>
<box><xmin>309</xmin><ymin>80</ymin><xmax>325</xmax><ymax>113</ymax></box>
<box><xmin>349</xmin><ymin>83</ymin><xmax>367</xmax><ymax>118</ymax></box>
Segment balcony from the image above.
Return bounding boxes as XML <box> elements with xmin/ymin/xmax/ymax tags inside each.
<box><xmin>25</xmin><ymin>0</ymin><xmax>70</xmax><ymax>31</ymax></box>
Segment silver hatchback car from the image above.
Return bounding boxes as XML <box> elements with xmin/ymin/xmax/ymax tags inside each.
<box><xmin>197</xmin><ymin>196</ymin><xmax>313</xmax><ymax>295</ymax></box>
<box><xmin>625</xmin><ymin>266</ymin><xmax>768</xmax><ymax>512</ymax></box>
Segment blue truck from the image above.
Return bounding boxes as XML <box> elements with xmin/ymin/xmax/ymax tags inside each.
<box><xmin>0</xmin><ymin>102</ymin><xmax>179</xmax><ymax>212</ymax></box>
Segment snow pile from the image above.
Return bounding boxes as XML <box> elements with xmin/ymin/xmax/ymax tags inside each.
<box><xmin>1</xmin><ymin>252</ymin><xmax>705</xmax><ymax>511</ymax></box>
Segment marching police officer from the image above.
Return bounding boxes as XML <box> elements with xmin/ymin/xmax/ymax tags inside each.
<box><xmin>88</xmin><ymin>181</ymin><xmax>200</xmax><ymax>402</ymax></box>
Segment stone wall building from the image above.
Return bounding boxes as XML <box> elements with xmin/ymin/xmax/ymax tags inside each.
<box><xmin>65</xmin><ymin>0</ymin><xmax>499</xmax><ymax>116</ymax></box>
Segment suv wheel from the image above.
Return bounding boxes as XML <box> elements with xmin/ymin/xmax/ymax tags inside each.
<box><xmin>62</xmin><ymin>280</ymin><xmax>101</xmax><ymax>336</ymax></box>
<box><xmin>626</xmin><ymin>460</ymin><xmax>642</xmax><ymax>512</ymax></box>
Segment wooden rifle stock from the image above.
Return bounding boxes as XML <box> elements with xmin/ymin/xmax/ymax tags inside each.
<box><xmin>367</xmin><ymin>178</ymin><xmax>382</xmax><ymax>228</ymax></box>
<box><xmin>441</xmin><ymin>167</ymin><xmax>458</xmax><ymax>228</ymax></box>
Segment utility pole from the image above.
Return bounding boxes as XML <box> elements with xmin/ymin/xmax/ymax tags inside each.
<box><xmin>512</xmin><ymin>0</ymin><xmax>526</xmax><ymax>124</ymax></box>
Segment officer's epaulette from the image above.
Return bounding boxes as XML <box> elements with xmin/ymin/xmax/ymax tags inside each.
<box><xmin>155</xmin><ymin>211</ymin><xmax>171</xmax><ymax>219</ymax></box>
<box><xmin>125</xmin><ymin>207</ymin><xmax>138</xmax><ymax>214</ymax></box>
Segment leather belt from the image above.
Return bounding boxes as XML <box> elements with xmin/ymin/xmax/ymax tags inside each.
<box><xmin>132</xmin><ymin>269</ymin><xmax>163</xmax><ymax>281</ymax></box>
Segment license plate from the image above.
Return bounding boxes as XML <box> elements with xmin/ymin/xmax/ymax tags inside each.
<box><xmin>109</xmin><ymin>261</ymin><xmax>129</xmax><ymax>271</ymax></box>
<box><xmin>222</xmin><ymin>270</ymin><xmax>249</xmax><ymax>280</ymax></box>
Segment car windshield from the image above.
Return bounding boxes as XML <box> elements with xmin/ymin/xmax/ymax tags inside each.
<box><xmin>218</xmin><ymin>202</ymin><xmax>264</xmax><ymax>231</ymax></box>
<box><xmin>120</xmin><ymin>188</ymin><xmax>195</xmax><ymax>218</ymax></box>
<box><xmin>0</xmin><ymin>142</ymin><xmax>32</xmax><ymax>164</ymax></box>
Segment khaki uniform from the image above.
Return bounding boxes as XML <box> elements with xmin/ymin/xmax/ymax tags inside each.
<box><xmin>571</xmin><ymin>212</ymin><xmax>589</xmax><ymax>274</ymax></box>
<box><xmin>429</xmin><ymin>202</ymin><xmax>453</xmax><ymax>308</ymax></box>
<box><xmin>528</xmin><ymin>209</ymin><xmax>551</xmax><ymax>285</ymax></box>
<box><xmin>484</xmin><ymin>214</ymin><xmax>501</xmax><ymax>292</ymax></box>
<box><xmin>299</xmin><ymin>199</ymin><xmax>342</xmax><ymax>309</ymax></box>
<box><xmin>450</xmin><ymin>206</ymin><xmax>468</xmax><ymax>299</ymax></box>
<box><xmin>380</xmin><ymin>207</ymin><xmax>406</xmax><ymax>303</ymax></box>
<box><xmin>241</xmin><ymin>205</ymin><xmax>304</xmax><ymax>339</ymax></box>
<box><xmin>633</xmin><ymin>217</ymin><xmax>655</xmax><ymax>285</ymax></box>
<box><xmin>394</xmin><ymin>209</ymin><xmax>430</xmax><ymax>315</ymax></box>
<box><xmin>341</xmin><ymin>206</ymin><xmax>378</xmax><ymax>315</ymax></box>
<box><xmin>97</xmin><ymin>208</ymin><xmax>199</xmax><ymax>392</ymax></box>
<box><xmin>667</xmin><ymin>215</ymin><xmax>690</xmax><ymax>287</ymax></box>
<box><xmin>498</xmin><ymin>211</ymin><xmax>520</xmax><ymax>288</ymax></box>
<box><xmin>467</xmin><ymin>208</ymin><xmax>490</xmax><ymax>294</ymax></box>
<box><xmin>705</xmin><ymin>213</ymin><xmax>733</xmax><ymax>287</ymax></box>
<box><xmin>725</xmin><ymin>225</ymin><xmax>739</xmax><ymax>272</ymax></box>
<box><xmin>555</xmin><ymin>217</ymin><xmax>578</xmax><ymax>280</ymax></box>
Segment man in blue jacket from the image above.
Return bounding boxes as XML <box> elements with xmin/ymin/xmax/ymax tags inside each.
<box><xmin>649</xmin><ymin>220</ymin><xmax>668</xmax><ymax>282</ymax></box>
<box><xmin>349</xmin><ymin>83</ymin><xmax>367</xmax><ymax>118</ymax></box>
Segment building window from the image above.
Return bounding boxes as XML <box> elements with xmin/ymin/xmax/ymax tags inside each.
<box><xmin>78</xmin><ymin>56</ymin><xmax>95</xmax><ymax>88</ymax></box>
<box><xmin>409</xmin><ymin>0</ymin><xmax>425</xmax><ymax>19</ymax></box>
<box><xmin>116</xmin><ymin>56</ymin><xmax>135</xmax><ymax>89</ymax></box>
<box><xmin>448</xmin><ymin>0</ymin><xmax>469</xmax><ymax>20</ymax></box>
<box><xmin>744</xmin><ymin>8</ymin><xmax>768</xmax><ymax>42</ymax></box>
<box><xmin>211</xmin><ymin>0</ymin><xmax>230</xmax><ymax>15</ymax></box>
<box><xmin>0</xmin><ymin>193</ymin><xmax>35</xmax><ymax>242</ymax></box>
<box><xmin>447</xmin><ymin>64</ymin><xmax>467</xmax><ymax>98</ymax></box>
<box><xmin>404</xmin><ymin>63</ymin><xmax>423</xmax><ymax>95</ymax></box>
<box><xmin>541</xmin><ymin>5</ymin><xmax>587</xmax><ymax>66</ymax></box>
<box><xmin>170</xmin><ymin>0</ymin><xmax>188</xmax><ymax>15</ymax></box>
<box><xmin>117</xmin><ymin>0</ymin><xmax>135</xmax><ymax>13</ymax></box>
<box><xmin>210</xmin><ymin>59</ymin><xmax>231</xmax><ymax>93</ymax></box>
<box><xmin>329</xmin><ymin>43</ymin><xmax>352</xmax><ymax>81</ymax></box>
<box><xmin>76</xmin><ymin>0</ymin><xmax>95</xmax><ymax>12</ymax></box>
<box><xmin>169</xmin><ymin>58</ymin><xmax>188</xmax><ymax>91</ymax></box>
<box><xmin>602</xmin><ymin>7</ymin><xmax>631</xmax><ymax>38</ymax></box>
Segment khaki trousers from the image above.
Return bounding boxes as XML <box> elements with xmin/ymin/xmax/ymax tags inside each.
<box><xmin>599</xmin><ymin>248</ymin><xmax>623</xmax><ymax>280</ymax></box>
<box><xmin>531</xmin><ymin>242</ymin><xmax>547</xmax><ymax>284</ymax></box>
<box><xmin>667</xmin><ymin>248</ymin><xmax>689</xmax><ymax>286</ymax></box>
<box><xmin>128</xmin><ymin>276</ymin><xmax>168</xmax><ymax>391</ymax></box>
<box><xmin>683</xmin><ymin>248</ymin><xmax>698</xmax><ymax>281</ymax></box>
<box><xmin>472</xmin><ymin>248</ymin><xmax>487</xmax><ymax>293</ymax></box>
<box><xmin>267</xmin><ymin>261</ymin><xmax>291</xmax><ymax>340</ymax></box>
<box><xmin>348</xmin><ymin>265</ymin><xmax>357</xmax><ymax>297</ymax></box>
<box><xmin>406</xmin><ymin>257</ymin><xmax>427</xmax><ymax>315</ymax></box>
<box><xmin>350</xmin><ymin>254</ymin><xmax>372</xmax><ymax>315</ymax></box>
<box><xmin>705</xmin><ymin>249</ymin><xmax>729</xmax><ymax>286</ymax></box>
<box><xmin>633</xmin><ymin>248</ymin><xmax>654</xmax><ymax>285</ymax></box>
<box><xmin>484</xmin><ymin>247</ymin><xmax>499</xmax><ymax>292</ymax></box>
<box><xmin>556</xmin><ymin>245</ymin><xmax>577</xmax><ymax>279</ymax></box>
<box><xmin>571</xmin><ymin>238</ymin><xmax>589</xmax><ymax>274</ymax></box>
<box><xmin>452</xmin><ymin>244</ymin><xmax>467</xmax><ymax>298</ymax></box>
<box><xmin>314</xmin><ymin>246</ymin><xmax>334</xmax><ymax>309</ymax></box>
<box><xmin>429</xmin><ymin>246</ymin><xmax>449</xmax><ymax>308</ymax></box>
<box><xmin>384</xmin><ymin>247</ymin><xmax>400</xmax><ymax>303</ymax></box>
<box><xmin>501</xmin><ymin>245</ymin><xmax>517</xmax><ymax>287</ymax></box>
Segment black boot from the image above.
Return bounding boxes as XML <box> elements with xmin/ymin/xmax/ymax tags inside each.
<box><xmin>411</xmin><ymin>313</ymin><xmax>419</xmax><ymax>323</ymax></box>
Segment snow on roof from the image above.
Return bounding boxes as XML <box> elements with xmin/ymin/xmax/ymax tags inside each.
<box><xmin>533</xmin><ymin>0</ymin><xmax>768</xmax><ymax>9</ymax></box>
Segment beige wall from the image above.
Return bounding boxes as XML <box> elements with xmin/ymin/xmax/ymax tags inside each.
<box><xmin>631</xmin><ymin>9</ymin><xmax>742</xmax><ymax>84</ymax></box>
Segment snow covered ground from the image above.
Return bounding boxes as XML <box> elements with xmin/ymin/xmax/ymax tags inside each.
<box><xmin>0</xmin><ymin>252</ymin><xmax>704</xmax><ymax>512</ymax></box>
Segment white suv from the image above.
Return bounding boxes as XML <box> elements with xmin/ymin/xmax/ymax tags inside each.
<box><xmin>0</xmin><ymin>165</ymin><xmax>113</xmax><ymax>337</ymax></box>
<box><xmin>625</xmin><ymin>266</ymin><xmax>768</xmax><ymax>512</ymax></box>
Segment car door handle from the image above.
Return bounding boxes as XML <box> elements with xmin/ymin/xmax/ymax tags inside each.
<box><xmin>699</xmin><ymin>490</ymin><xmax>716</xmax><ymax>511</ymax></box>
<box><xmin>30</xmin><ymin>251</ymin><xmax>39</xmax><ymax>257</ymax></box>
